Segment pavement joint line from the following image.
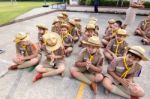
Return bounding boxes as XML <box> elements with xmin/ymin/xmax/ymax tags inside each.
<box><xmin>5</xmin><ymin>70</ymin><xmax>24</xmax><ymax>99</ymax></box>
<box><xmin>75</xmin><ymin>82</ymin><xmax>86</xmax><ymax>99</ymax></box>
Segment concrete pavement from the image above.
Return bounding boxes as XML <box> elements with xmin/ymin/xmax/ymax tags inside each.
<box><xmin>0</xmin><ymin>10</ymin><xmax>150</xmax><ymax>99</ymax></box>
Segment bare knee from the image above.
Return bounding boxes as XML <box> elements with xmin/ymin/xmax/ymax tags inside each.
<box><xmin>104</xmin><ymin>52</ymin><xmax>113</xmax><ymax>60</ymax></box>
<box><xmin>130</xmin><ymin>86</ymin><xmax>145</xmax><ymax>97</ymax></box>
<box><xmin>57</xmin><ymin>64</ymin><xmax>65</xmax><ymax>73</ymax></box>
<box><xmin>102</xmin><ymin>77</ymin><xmax>113</xmax><ymax>91</ymax></box>
<box><xmin>35</xmin><ymin>65</ymin><xmax>43</xmax><ymax>72</ymax></box>
<box><xmin>95</xmin><ymin>74</ymin><xmax>104</xmax><ymax>82</ymax></box>
<box><xmin>31</xmin><ymin>58</ymin><xmax>39</xmax><ymax>65</ymax></box>
<box><xmin>70</xmin><ymin>67</ymin><xmax>79</xmax><ymax>77</ymax></box>
<box><xmin>102</xmin><ymin>39</ymin><xmax>108</xmax><ymax>45</ymax></box>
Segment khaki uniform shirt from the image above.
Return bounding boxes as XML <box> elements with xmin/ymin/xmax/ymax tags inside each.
<box><xmin>51</xmin><ymin>26</ymin><xmax>60</xmax><ymax>34</ymax></box>
<box><xmin>62</xmin><ymin>34</ymin><xmax>73</xmax><ymax>47</ymax></box>
<box><xmin>106</xmin><ymin>38</ymin><xmax>128</xmax><ymax>57</ymax></box>
<box><xmin>138</xmin><ymin>19</ymin><xmax>150</xmax><ymax>31</ymax></box>
<box><xmin>145</xmin><ymin>27</ymin><xmax>150</xmax><ymax>38</ymax></box>
<box><xmin>44</xmin><ymin>46</ymin><xmax>65</xmax><ymax>63</ymax></box>
<box><xmin>104</xmin><ymin>28</ymin><xmax>117</xmax><ymax>40</ymax></box>
<box><xmin>76</xmin><ymin>48</ymin><xmax>103</xmax><ymax>74</ymax></box>
<box><xmin>108</xmin><ymin>57</ymin><xmax>142</xmax><ymax>78</ymax></box>
<box><xmin>16</xmin><ymin>43</ymin><xmax>37</xmax><ymax>57</ymax></box>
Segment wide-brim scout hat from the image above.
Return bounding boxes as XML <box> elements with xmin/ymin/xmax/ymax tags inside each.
<box><xmin>69</xmin><ymin>20</ymin><xmax>76</xmax><ymax>26</ymax></box>
<box><xmin>108</xmin><ymin>19</ymin><xmax>116</xmax><ymax>24</ymax></box>
<box><xmin>89</xmin><ymin>17</ymin><xmax>97</xmax><ymax>22</ymax></box>
<box><xmin>62</xmin><ymin>12</ymin><xmax>68</xmax><ymax>17</ymax></box>
<box><xmin>128</xmin><ymin>46</ymin><xmax>149</xmax><ymax>61</ymax></box>
<box><xmin>14</xmin><ymin>32</ymin><xmax>30</xmax><ymax>43</ymax></box>
<box><xmin>74</xmin><ymin>18</ymin><xmax>81</xmax><ymax>22</ymax></box>
<box><xmin>60</xmin><ymin>23</ymin><xmax>70</xmax><ymax>30</ymax></box>
<box><xmin>57</xmin><ymin>14</ymin><xmax>64</xmax><ymax>18</ymax></box>
<box><xmin>43</xmin><ymin>32</ymin><xmax>62</xmax><ymax>52</ymax></box>
<box><xmin>86</xmin><ymin>23</ymin><xmax>96</xmax><ymax>30</ymax></box>
<box><xmin>116</xmin><ymin>29</ymin><xmax>128</xmax><ymax>36</ymax></box>
<box><xmin>88</xmin><ymin>20</ymin><xmax>96</xmax><ymax>25</ymax></box>
<box><xmin>52</xmin><ymin>19</ymin><xmax>61</xmax><ymax>25</ymax></box>
<box><xmin>82</xmin><ymin>36</ymin><xmax>101</xmax><ymax>47</ymax></box>
<box><xmin>36</xmin><ymin>24</ymin><xmax>48</xmax><ymax>30</ymax></box>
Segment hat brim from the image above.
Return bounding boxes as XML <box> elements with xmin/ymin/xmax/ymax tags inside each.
<box><xmin>82</xmin><ymin>40</ymin><xmax>100</xmax><ymax>47</ymax></box>
<box><xmin>117</xmin><ymin>34</ymin><xmax>129</xmax><ymax>36</ymax></box>
<box><xmin>108</xmin><ymin>22</ymin><xmax>115</xmax><ymax>24</ymax></box>
<box><xmin>45</xmin><ymin>33</ymin><xmax>63</xmax><ymax>52</ymax></box>
<box><xmin>86</xmin><ymin>27</ymin><xmax>95</xmax><ymax>30</ymax></box>
<box><xmin>129</xmin><ymin>49</ymin><xmax>149</xmax><ymax>61</ymax></box>
<box><xmin>52</xmin><ymin>21</ymin><xmax>60</xmax><ymax>25</ymax></box>
<box><xmin>61</xmin><ymin>25</ymin><xmax>70</xmax><ymax>30</ymax></box>
<box><xmin>14</xmin><ymin>35</ymin><xmax>29</xmax><ymax>43</ymax></box>
<box><xmin>36</xmin><ymin>25</ymin><xmax>48</xmax><ymax>30</ymax></box>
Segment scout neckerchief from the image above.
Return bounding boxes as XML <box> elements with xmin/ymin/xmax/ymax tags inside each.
<box><xmin>121</xmin><ymin>56</ymin><xmax>132</xmax><ymax>78</ymax></box>
<box><xmin>62</xmin><ymin>32</ymin><xmax>72</xmax><ymax>43</ymax></box>
<box><xmin>112</xmin><ymin>29</ymin><xmax>117</xmax><ymax>36</ymax></box>
<box><xmin>21</xmin><ymin>44</ymin><xmax>28</xmax><ymax>56</ymax></box>
<box><xmin>89</xmin><ymin>53</ymin><xmax>94</xmax><ymax>61</ymax></box>
<box><xmin>87</xmin><ymin>53</ymin><xmax>95</xmax><ymax>70</ymax></box>
<box><xmin>115</xmin><ymin>39</ymin><xmax>124</xmax><ymax>56</ymax></box>
<box><xmin>143</xmin><ymin>19</ymin><xmax>150</xmax><ymax>30</ymax></box>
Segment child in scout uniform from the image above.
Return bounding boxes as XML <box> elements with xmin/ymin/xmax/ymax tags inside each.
<box><xmin>62</xmin><ymin>12</ymin><xmax>69</xmax><ymax>22</ymax></box>
<box><xmin>104</xmin><ymin>19</ymin><xmax>116</xmax><ymax>34</ymax></box>
<box><xmin>79</xmin><ymin>23</ymin><xmax>98</xmax><ymax>47</ymax></box>
<box><xmin>89</xmin><ymin>17</ymin><xmax>99</xmax><ymax>32</ymax></box>
<box><xmin>69</xmin><ymin>20</ymin><xmax>80</xmax><ymax>43</ymax></box>
<box><xmin>74</xmin><ymin>18</ymin><xmax>82</xmax><ymax>36</ymax></box>
<box><xmin>51</xmin><ymin>19</ymin><xmax>61</xmax><ymax>34</ymax></box>
<box><xmin>102</xmin><ymin>46</ymin><xmax>148</xmax><ymax>99</ymax></box>
<box><xmin>101</xmin><ymin>20</ymin><xmax>122</xmax><ymax>47</ymax></box>
<box><xmin>104</xmin><ymin>29</ymin><xmax>128</xmax><ymax>63</ymax></box>
<box><xmin>57</xmin><ymin>14</ymin><xmax>65</xmax><ymax>24</ymax></box>
<box><xmin>141</xmin><ymin>27</ymin><xmax>150</xmax><ymax>45</ymax></box>
<box><xmin>60</xmin><ymin>24</ymin><xmax>73</xmax><ymax>57</ymax></box>
<box><xmin>70</xmin><ymin>36</ymin><xmax>104</xmax><ymax>94</ymax></box>
<box><xmin>134</xmin><ymin>14</ymin><xmax>150</xmax><ymax>36</ymax></box>
<box><xmin>36</xmin><ymin>24</ymin><xmax>48</xmax><ymax>51</ymax></box>
<box><xmin>8</xmin><ymin>32</ymin><xmax>41</xmax><ymax>70</ymax></box>
<box><xmin>33</xmin><ymin>32</ymin><xmax>65</xmax><ymax>82</ymax></box>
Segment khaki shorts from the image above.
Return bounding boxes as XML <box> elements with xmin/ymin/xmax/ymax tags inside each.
<box><xmin>74</xmin><ymin>67</ymin><xmax>95</xmax><ymax>77</ymax></box>
<box><xmin>42</xmin><ymin>59</ymin><xmax>64</xmax><ymax>69</ymax></box>
<box><xmin>104</xmin><ymin>73</ymin><xmax>130</xmax><ymax>95</ymax></box>
<box><xmin>104</xmin><ymin>73</ymin><xmax>120</xmax><ymax>85</ymax></box>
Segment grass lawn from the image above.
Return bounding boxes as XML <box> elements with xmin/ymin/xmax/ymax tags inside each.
<box><xmin>0</xmin><ymin>1</ymin><xmax>58</xmax><ymax>25</ymax></box>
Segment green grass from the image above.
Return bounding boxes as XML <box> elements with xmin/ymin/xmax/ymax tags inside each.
<box><xmin>0</xmin><ymin>1</ymin><xmax>58</xmax><ymax>25</ymax></box>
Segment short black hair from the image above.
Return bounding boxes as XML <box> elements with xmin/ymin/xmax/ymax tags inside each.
<box><xmin>115</xmin><ymin>20</ymin><xmax>122</xmax><ymax>27</ymax></box>
<box><xmin>127</xmin><ymin>51</ymin><xmax>142</xmax><ymax>60</ymax></box>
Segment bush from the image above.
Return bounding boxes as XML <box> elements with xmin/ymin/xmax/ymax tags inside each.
<box><xmin>79</xmin><ymin>0</ymin><xmax>85</xmax><ymax>5</ymax></box>
<box><xmin>85</xmin><ymin>0</ymin><xmax>93</xmax><ymax>5</ymax></box>
<box><xmin>79</xmin><ymin>0</ymin><xmax>150</xmax><ymax>8</ymax></box>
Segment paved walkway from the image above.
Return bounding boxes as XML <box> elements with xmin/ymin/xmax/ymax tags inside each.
<box><xmin>66</xmin><ymin>6</ymin><xmax>150</xmax><ymax>15</ymax></box>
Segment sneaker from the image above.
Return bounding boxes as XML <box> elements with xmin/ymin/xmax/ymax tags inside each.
<box><xmin>33</xmin><ymin>73</ymin><xmax>43</xmax><ymax>82</ymax></box>
<box><xmin>90</xmin><ymin>82</ymin><xmax>97</xmax><ymax>95</ymax></box>
<box><xmin>131</xmin><ymin>96</ymin><xmax>139</xmax><ymax>99</ymax></box>
<box><xmin>8</xmin><ymin>65</ymin><xmax>18</xmax><ymax>70</ymax></box>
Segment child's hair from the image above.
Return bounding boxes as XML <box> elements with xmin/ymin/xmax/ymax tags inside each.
<box><xmin>115</xmin><ymin>20</ymin><xmax>122</xmax><ymax>27</ymax></box>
